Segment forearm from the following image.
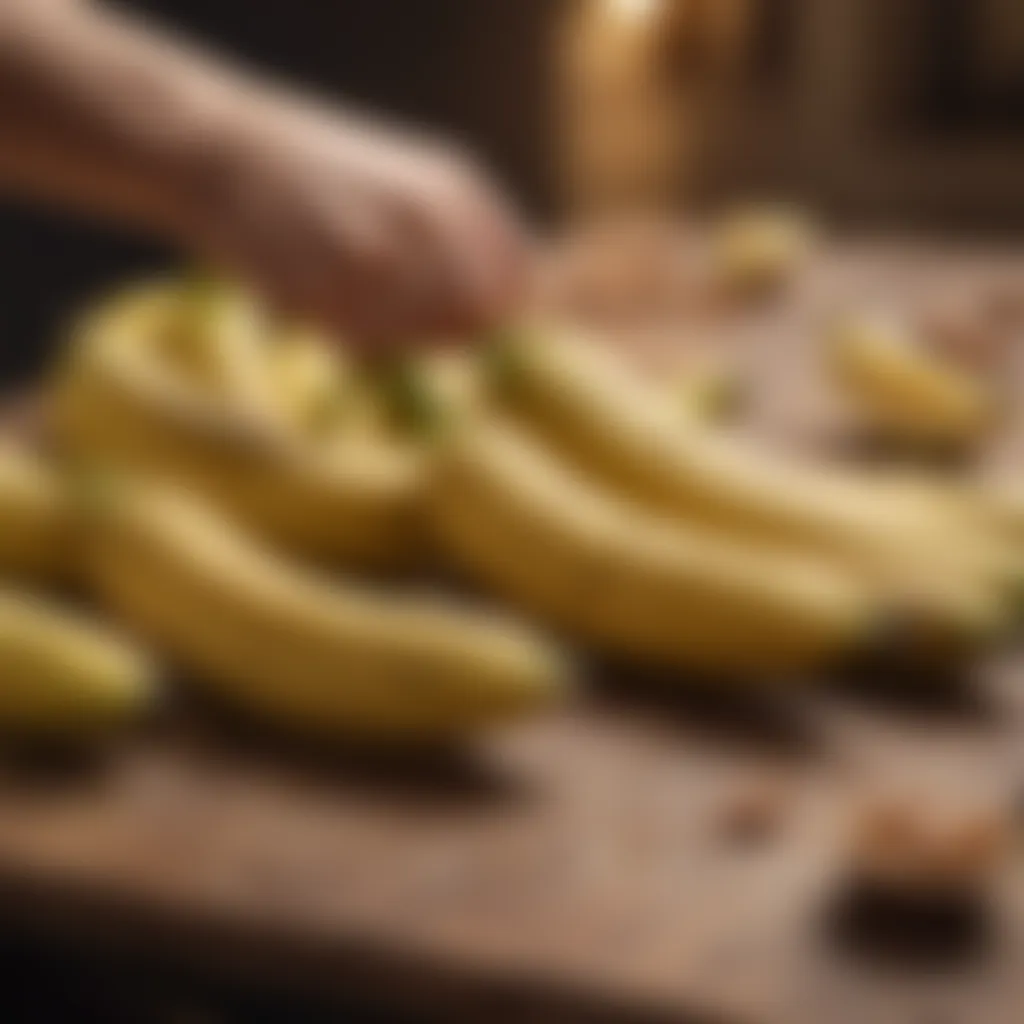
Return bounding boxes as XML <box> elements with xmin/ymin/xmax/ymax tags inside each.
<box><xmin>0</xmin><ymin>1</ymin><xmax>526</xmax><ymax>339</ymax></box>
<box><xmin>0</xmin><ymin>0</ymin><xmax>252</xmax><ymax>238</ymax></box>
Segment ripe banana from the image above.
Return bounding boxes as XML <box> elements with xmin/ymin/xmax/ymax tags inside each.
<box><xmin>831</xmin><ymin>312</ymin><xmax>993</xmax><ymax>446</ymax></box>
<box><xmin>85</xmin><ymin>484</ymin><xmax>567</xmax><ymax>743</ymax></box>
<box><xmin>973</xmin><ymin>484</ymin><xmax>1024</xmax><ymax>546</ymax></box>
<box><xmin>0</xmin><ymin>589</ymin><xmax>155</xmax><ymax>739</ymax></box>
<box><xmin>160</xmin><ymin>277</ymin><xmax>275</xmax><ymax>416</ymax></box>
<box><xmin>387</xmin><ymin>347</ymin><xmax>740</xmax><ymax>433</ymax></box>
<box><xmin>488</xmin><ymin>327</ymin><xmax>1008</xmax><ymax>647</ymax></box>
<box><xmin>269</xmin><ymin>324</ymin><xmax>352</xmax><ymax>438</ymax></box>
<box><xmin>713</xmin><ymin>206</ymin><xmax>814</xmax><ymax>296</ymax></box>
<box><xmin>381</xmin><ymin>345</ymin><xmax>739</xmax><ymax>442</ymax></box>
<box><xmin>0</xmin><ymin>443</ymin><xmax>76</xmax><ymax>581</ymax></box>
<box><xmin>378</xmin><ymin>349</ymin><xmax>485</xmax><ymax>438</ymax></box>
<box><xmin>432</xmin><ymin>418</ymin><xmax>879</xmax><ymax>678</ymax></box>
<box><xmin>50</xmin><ymin>283</ymin><xmax>427</xmax><ymax>569</ymax></box>
<box><xmin>921</xmin><ymin>480</ymin><xmax>1024</xmax><ymax>590</ymax></box>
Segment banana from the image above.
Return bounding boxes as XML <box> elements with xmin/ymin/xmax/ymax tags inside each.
<box><xmin>432</xmin><ymin>418</ymin><xmax>880</xmax><ymax>678</ymax></box>
<box><xmin>713</xmin><ymin>206</ymin><xmax>814</xmax><ymax>296</ymax></box>
<box><xmin>85</xmin><ymin>484</ymin><xmax>567</xmax><ymax>743</ymax></box>
<box><xmin>973</xmin><ymin>484</ymin><xmax>1024</xmax><ymax>546</ymax></box>
<box><xmin>0</xmin><ymin>443</ymin><xmax>76</xmax><ymax>581</ymax></box>
<box><xmin>385</xmin><ymin>346</ymin><xmax>738</xmax><ymax>439</ymax></box>
<box><xmin>378</xmin><ymin>349</ymin><xmax>485</xmax><ymax>438</ymax></box>
<box><xmin>831</xmin><ymin>312</ymin><xmax>993</xmax><ymax>446</ymax></box>
<box><xmin>0</xmin><ymin>589</ymin><xmax>155</xmax><ymax>739</ymax></box>
<box><xmin>160</xmin><ymin>277</ymin><xmax>275</xmax><ymax>415</ymax></box>
<box><xmin>50</xmin><ymin>284</ymin><xmax>427</xmax><ymax>569</ymax></box>
<box><xmin>923</xmin><ymin>481</ymin><xmax>1024</xmax><ymax>589</ymax></box>
<box><xmin>490</xmin><ymin>327</ymin><xmax>932</xmax><ymax>538</ymax></box>
<box><xmin>412</xmin><ymin>349</ymin><xmax>486</xmax><ymax>424</ymax></box>
<box><xmin>488</xmin><ymin>327</ymin><xmax>1008</xmax><ymax>646</ymax></box>
<box><xmin>269</xmin><ymin>324</ymin><xmax>352</xmax><ymax>438</ymax></box>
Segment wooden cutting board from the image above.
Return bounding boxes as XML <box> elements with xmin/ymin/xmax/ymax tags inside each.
<box><xmin>2</xmin><ymin>239</ymin><xmax>1024</xmax><ymax>1024</ymax></box>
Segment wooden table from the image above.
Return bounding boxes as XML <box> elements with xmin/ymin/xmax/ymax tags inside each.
<box><xmin>2</xmin><ymin>239</ymin><xmax>1024</xmax><ymax>1024</ymax></box>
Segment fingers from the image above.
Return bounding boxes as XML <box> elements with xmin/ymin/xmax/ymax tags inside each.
<box><xmin>193</xmin><ymin>113</ymin><xmax>530</xmax><ymax>350</ymax></box>
<box><xmin>344</xmin><ymin>158</ymin><xmax>529</xmax><ymax>347</ymax></box>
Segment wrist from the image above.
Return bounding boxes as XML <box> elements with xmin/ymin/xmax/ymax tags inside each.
<box><xmin>153</xmin><ymin>86</ymin><xmax>252</xmax><ymax>243</ymax></box>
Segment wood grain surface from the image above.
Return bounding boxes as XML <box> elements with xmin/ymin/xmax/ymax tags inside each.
<box><xmin>1</xmin><ymin>239</ymin><xmax>1023</xmax><ymax>1024</ymax></box>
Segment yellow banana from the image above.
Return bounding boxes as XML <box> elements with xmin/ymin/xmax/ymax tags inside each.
<box><xmin>85</xmin><ymin>484</ymin><xmax>567</xmax><ymax>744</ymax></box>
<box><xmin>50</xmin><ymin>284</ymin><xmax>426</xmax><ymax>569</ymax></box>
<box><xmin>432</xmin><ymin>418</ymin><xmax>879</xmax><ymax>678</ymax></box>
<box><xmin>269</xmin><ymin>324</ymin><xmax>352</xmax><ymax>438</ymax></box>
<box><xmin>0</xmin><ymin>589</ymin><xmax>155</xmax><ymax>739</ymax></box>
<box><xmin>973</xmin><ymin>484</ymin><xmax>1024</xmax><ymax>545</ymax></box>
<box><xmin>490</xmin><ymin>327</ymin><xmax>932</xmax><ymax>536</ymax></box>
<box><xmin>488</xmin><ymin>327</ymin><xmax>1008</xmax><ymax>646</ymax></box>
<box><xmin>831</xmin><ymin>312</ymin><xmax>992</xmax><ymax>445</ymax></box>
<box><xmin>411</xmin><ymin>349</ymin><xmax>485</xmax><ymax>424</ymax></box>
<box><xmin>713</xmin><ymin>206</ymin><xmax>814</xmax><ymax>296</ymax></box>
<box><xmin>160</xmin><ymin>277</ymin><xmax>276</xmax><ymax>415</ymax></box>
<box><xmin>385</xmin><ymin>346</ymin><xmax>738</xmax><ymax>439</ymax></box>
<box><xmin>920</xmin><ymin>481</ymin><xmax>1024</xmax><ymax>589</ymax></box>
<box><xmin>377</xmin><ymin>349</ymin><xmax>485</xmax><ymax>439</ymax></box>
<box><xmin>0</xmin><ymin>443</ymin><xmax>76</xmax><ymax>581</ymax></box>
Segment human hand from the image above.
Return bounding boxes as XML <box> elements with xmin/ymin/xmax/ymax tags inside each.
<box><xmin>183</xmin><ymin>99</ymin><xmax>529</xmax><ymax>349</ymax></box>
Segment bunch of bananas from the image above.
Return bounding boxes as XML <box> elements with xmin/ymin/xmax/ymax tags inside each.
<box><xmin>439</xmin><ymin>326</ymin><xmax>1022</xmax><ymax>669</ymax></box>
<box><xmin>31</xmin><ymin>277</ymin><xmax>566</xmax><ymax>744</ymax></box>
<box><xmin>0</xmin><ymin>270</ymin><xmax>1021</xmax><ymax>749</ymax></box>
